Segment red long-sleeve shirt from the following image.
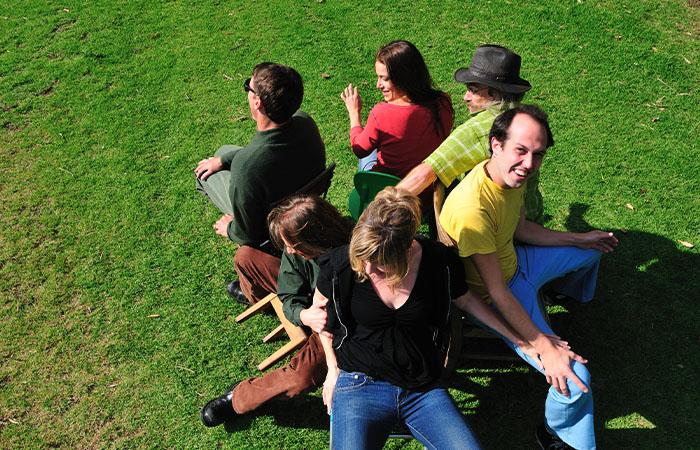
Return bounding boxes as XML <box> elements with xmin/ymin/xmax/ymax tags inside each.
<box><xmin>350</xmin><ymin>96</ymin><xmax>454</xmax><ymax>179</ymax></box>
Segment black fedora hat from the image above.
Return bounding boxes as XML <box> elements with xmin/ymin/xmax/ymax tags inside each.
<box><xmin>454</xmin><ymin>45</ymin><xmax>531</xmax><ymax>94</ymax></box>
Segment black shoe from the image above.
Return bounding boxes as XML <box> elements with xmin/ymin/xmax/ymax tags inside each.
<box><xmin>201</xmin><ymin>389</ymin><xmax>236</xmax><ymax>427</ymax></box>
<box><xmin>227</xmin><ymin>281</ymin><xmax>249</xmax><ymax>305</ymax></box>
<box><xmin>536</xmin><ymin>424</ymin><xmax>574</xmax><ymax>450</ymax></box>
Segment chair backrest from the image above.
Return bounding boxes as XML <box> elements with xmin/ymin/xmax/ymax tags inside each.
<box><xmin>432</xmin><ymin>182</ymin><xmax>457</xmax><ymax>247</ymax></box>
<box><xmin>297</xmin><ymin>162</ymin><xmax>336</xmax><ymax>198</ymax></box>
<box><xmin>347</xmin><ymin>170</ymin><xmax>402</xmax><ymax>221</ymax></box>
<box><xmin>269</xmin><ymin>162</ymin><xmax>336</xmax><ymax>211</ymax></box>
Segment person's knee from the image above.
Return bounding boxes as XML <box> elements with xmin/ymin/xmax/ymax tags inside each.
<box><xmin>233</xmin><ymin>245</ymin><xmax>256</xmax><ymax>270</ymax></box>
<box><xmin>567</xmin><ymin>362</ymin><xmax>592</xmax><ymax>400</ymax></box>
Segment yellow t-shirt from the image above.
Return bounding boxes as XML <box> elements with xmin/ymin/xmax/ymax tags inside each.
<box><xmin>439</xmin><ymin>160</ymin><xmax>524</xmax><ymax>297</ymax></box>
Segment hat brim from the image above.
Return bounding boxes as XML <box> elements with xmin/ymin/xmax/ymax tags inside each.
<box><xmin>454</xmin><ymin>68</ymin><xmax>532</xmax><ymax>94</ymax></box>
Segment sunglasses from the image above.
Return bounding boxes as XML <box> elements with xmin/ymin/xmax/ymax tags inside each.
<box><xmin>243</xmin><ymin>78</ymin><xmax>256</xmax><ymax>94</ymax></box>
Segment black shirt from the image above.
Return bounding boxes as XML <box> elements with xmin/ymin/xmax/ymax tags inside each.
<box><xmin>317</xmin><ymin>239</ymin><xmax>467</xmax><ymax>389</ymax></box>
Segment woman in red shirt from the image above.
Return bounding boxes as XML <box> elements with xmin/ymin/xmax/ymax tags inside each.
<box><xmin>341</xmin><ymin>40</ymin><xmax>454</xmax><ymax>183</ymax></box>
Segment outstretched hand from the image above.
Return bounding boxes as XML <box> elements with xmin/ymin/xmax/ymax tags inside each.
<box><xmin>577</xmin><ymin>230</ymin><xmax>619</xmax><ymax>253</ymax></box>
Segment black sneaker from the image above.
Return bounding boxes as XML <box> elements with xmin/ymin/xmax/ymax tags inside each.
<box><xmin>536</xmin><ymin>423</ymin><xmax>574</xmax><ymax>450</ymax></box>
<box><xmin>201</xmin><ymin>389</ymin><xmax>237</xmax><ymax>427</ymax></box>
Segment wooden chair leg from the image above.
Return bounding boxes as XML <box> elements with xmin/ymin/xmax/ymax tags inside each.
<box><xmin>257</xmin><ymin>336</ymin><xmax>307</xmax><ymax>371</ymax></box>
<box><xmin>262</xmin><ymin>324</ymin><xmax>285</xmax><ymax>343</ymax></box>
<box><xmin>235</xmin><ymin>292</ymin><xmax>275</xmax><ymax>323</ymax></box>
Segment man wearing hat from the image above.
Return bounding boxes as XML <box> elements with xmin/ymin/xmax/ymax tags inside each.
<box><xmin>398</xmin><ymin>44</ymin><xmax>543</xmax><ymax>223</ymax></box>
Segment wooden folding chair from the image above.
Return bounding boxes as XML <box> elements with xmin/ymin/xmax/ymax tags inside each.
<box><xmin>235</xmin><ymin>293</ymin><xmax>308</xmax><ymax>371</ymax></box>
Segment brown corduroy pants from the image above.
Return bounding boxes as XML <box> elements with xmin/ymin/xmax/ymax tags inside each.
<box><xmin>231</xmin><ymin>333</ymin><xmax>327</xmax><ymax>413</ymax></box>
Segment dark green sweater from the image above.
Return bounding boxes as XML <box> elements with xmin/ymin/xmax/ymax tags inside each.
<box><xmin>222</xmin><ymin>111</ymin><xmax>325</xmax><ymax>246</ymax></box>
<box><xmin>278</xmin><ymin>251</ymin><xmax>320</xmax><ymax>328</ymax></box>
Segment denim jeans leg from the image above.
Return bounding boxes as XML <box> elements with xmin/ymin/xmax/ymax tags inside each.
<box><xmin>516</xmin><ymin>245</ymin><xmax>602</xmax><ymax>302</ymax></box>
<box><xmin>330</xmin><ymin>372</ymin><xmax>396</xmax><ymax>450</ymax></box>
<box><xmin>400</xmin><ymin>387</ymin><xmax>482</xmax><ymax>450</ymax></box>
<box><xmin>357</xmin><ymin>149</ymin><xmax>378</xmax><ymax>171</ymax></box>
<box><xmin>506</xmin><ymin>265</ymin><xmax>596</xmax><ymax>450</ymax></box>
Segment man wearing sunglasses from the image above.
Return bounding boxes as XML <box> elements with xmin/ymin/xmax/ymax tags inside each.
<box><xmin>195</xmin><ymin>63</ymin><xmax>325</xmax><ymax>305</ymax></box>
<box><xmin>397</xmin><ymin>44</ymin><xmax>543</xmax><ymax>224</ymax></box>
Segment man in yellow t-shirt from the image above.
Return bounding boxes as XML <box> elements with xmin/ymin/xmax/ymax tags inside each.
<box><xmin>440</xmin><ymin>105</ymin><xmax>618</xmax><ymax>450</ymax></box>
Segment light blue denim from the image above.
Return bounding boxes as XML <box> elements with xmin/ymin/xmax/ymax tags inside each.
<box><xmin>357</xmin><ymin>149</ymin><xmax>378</xmax><ymax>171</ymax></box>
<box><xmin>330</xmin><ymin>371</ymin><xmax>481</xmax><ymax>450</ymax></box>
<box><xmin>501</xmin><ymin>245</ymin><xmax>601</xmax><ymax>450</ymax></box>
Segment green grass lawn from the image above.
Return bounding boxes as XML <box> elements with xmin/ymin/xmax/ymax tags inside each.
<box><xmin>1</xmin><ymin>0</ymin><xmax>698</xmax><ymax>448</ymax></box>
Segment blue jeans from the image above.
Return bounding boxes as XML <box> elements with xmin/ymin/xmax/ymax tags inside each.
<box><xmin>330</xmin><ymin>371</ymin><xmax>481</xmax><ymax>450</ymax></box>
<box><xmin>357</xmin><ymin>149</ymin><xmax>378</xmax><ymax>171</ymax></box>
<box><xmin>501</xmin><ymin>245</ymin><xmax>601</xmax><ymax>450</ymax></box>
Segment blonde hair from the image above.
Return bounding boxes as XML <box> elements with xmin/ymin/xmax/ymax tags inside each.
<box><xmin>349</xmin><ymin>187</ymin><xmax>421</xmax><ymax>288</ymax></box>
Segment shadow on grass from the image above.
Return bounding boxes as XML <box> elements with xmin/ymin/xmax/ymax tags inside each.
<box><xmin>223</xmin><ymin>395</ymin><xmax>329</xmax><ymax>432</ymax></box>
<box><xmin>445</xmin><ymin>203</ymin><xmax>699</xmax><ymax>448</ymax></box>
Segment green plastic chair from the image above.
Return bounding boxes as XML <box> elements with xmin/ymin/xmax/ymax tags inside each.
<box><xmin>347</xmin><ymin>171</ymin><xmax>402</xmax><ymax>220</ymax></box>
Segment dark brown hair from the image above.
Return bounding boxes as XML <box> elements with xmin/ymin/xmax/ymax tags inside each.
<box><xmin>489</xmin><ymin>104</ymin><xmax>555</xmax><ymax>153</ymax></box>
<box><xmin>252</xmin><ymin>62</ymin><xmax>303</xmax><ymax>124</ymax></box>
<box><xmin>376</xmin><ymin>41</ymin><xmax>453</xmax><ymax>137</ymax></box>
<box><xmin>268</xmin><ymin>194</ymin><xmax>353</xmax><ymax>258</ymax></box>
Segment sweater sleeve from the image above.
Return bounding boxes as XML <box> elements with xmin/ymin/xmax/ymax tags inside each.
<box><xmin>279</xmin><ymin>252</ymin><xmax>317</xmax><ymax>327</ymax></box>
<box><xmin>349</xmin><ymin>105</ymin><xmax>382</xmax><ymax>158</ymax></box>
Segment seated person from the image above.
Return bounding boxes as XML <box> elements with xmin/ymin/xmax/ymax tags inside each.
<box><xmin>194</xmin><ymin>63</ymin><xmax>326</xmax><ymax>304</ymax></box>
<box><xmin>397</xmin><ymin>44</ymin><xmax>544</xmax><ymax>223</ymax></box>
<box><xmin>314</xmin><ymin>187</ymin><xmax>539</xmax><ymax>450</ymax></box>
<box><xmin>200</xmin><ymin>195</ymin><xmax>353</xmax><ymax>427</ymax></box>
<box><xmin>440</xmin><ymin>105</ymin><xmax>618</xmax><ymax>450</ymax></box>
<box><xmin>340</xmin><ymin>40</ymin><xmax>453</xmax><ymax>207</ymax></box>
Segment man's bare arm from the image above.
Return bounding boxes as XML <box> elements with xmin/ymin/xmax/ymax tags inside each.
<box><xmin>472</xmin><ymin>252</ymin><xmax>589</xmax><ymax>396</ymax></box>
<box><xmin>515</xmin><ymin>209</ymin><xmax>618</xmax><ymax>253</ymax></box>
<box><xmin>396</xmin><ymin>162</ymin><xmax>437</xmax><ymax>196</ymax></box>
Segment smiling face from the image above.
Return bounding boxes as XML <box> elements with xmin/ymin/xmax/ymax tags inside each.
<box><xmin>375</xmin><ymin>61</ymin><xmax>406</xmax><ymax>104</ymax></box>
<box><xmin>488</xmin><ymin>112</ymin><xmax>548</xmax><ymax>189</ymax></box>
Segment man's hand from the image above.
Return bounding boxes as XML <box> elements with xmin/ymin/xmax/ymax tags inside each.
<box><xmin>538</xmin><ymin>342</ymin><xmax>589</xmax><ymax>397</ymax></box>
<box><xmin>519</xmin><ymin>334</ymin><xmax>578</xmax><ymax>370</ymax></box>
<box><xmin>213</xmin><ymin>214</ymin><xmax>233</xmax><ymax>237</ymax></box>
<box><xmin>300</xmin><ymin>299</ymin><xmax>332</xmax><ymax>338</ymax></box>
<box><xmin>576</xmin><ymin>231</ymin><xmax>619</xmax><ymax>253</ymax></box>
<box><xmin>194</xmin><ymin>156</ymin><xmax>224</xmax><ymax>180</ymax></box>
